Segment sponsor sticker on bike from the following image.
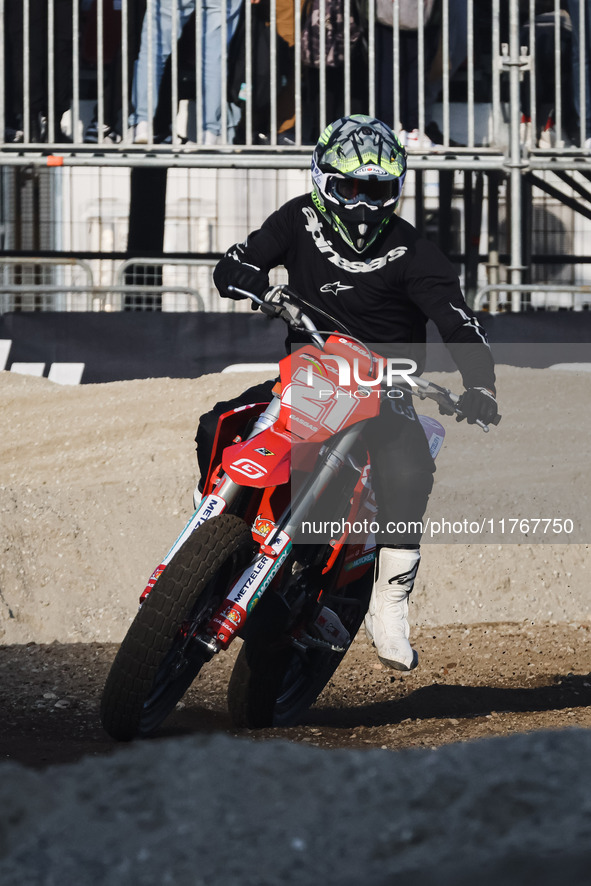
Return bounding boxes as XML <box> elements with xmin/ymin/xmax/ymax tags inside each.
<box><xmin>209</xmin><ymin>601</ymin><xmax>248</xmax><ymax>638</ymax></box>
<box><xmin>140</xmin><ymin>562</ymin><xmax>167</xmax><ymax>602</ymax></box>
<box><xmin>262</xmin><ymin>527</ymin><xmax>291</xmax><ymax>556</ymax></box>
<box><xmin>253</xmin><ymin>514</ymin><xmax>275</xmax><ymax>537</ymax></box>
<box><xmin>162</xmin><ymin>495</ymin><xmax>226</xmax><ymax>566</ymax></box>
<box><xmin>230</xmin><ymin>458</ymin><xmax>268</xmax><ymax>479</ymax></box>
<box><xmin>210</xmin><ymin>530</ymin><xmax>292</xmax><ymax>647</ymax></box>
<box><xmin>344</xmin><ymin>551</ymin><xmax>376</xmax><ymax>571</ymax></box>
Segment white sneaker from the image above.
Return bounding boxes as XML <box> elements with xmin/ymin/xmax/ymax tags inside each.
<box><xmin>133</xmin><ymin>121</ymin><xmax>149</xmax><ymax>144</ymax></box>
<box><xmin>203</xmin><ymin>129</ymin><xmax>221</xmax><ymax>145</ymax></box>
<box><xmin>520</xmin><ymin>114</ymin><xmax>532</xmax><ymax>147</ymax></box>
<box><xmin>404</xmin><ymin>129</ymin><xmax>441</xmax><ymax>152</ymax></box>
<box><xmin>538</xmin><ymin>115</ymin><xmax>555</xmax><ymax>148</ymax></box>
<box><xmin>364</xmin><ymin>547</ymin><xmax>420</xmax><ymax>671</ymax></box>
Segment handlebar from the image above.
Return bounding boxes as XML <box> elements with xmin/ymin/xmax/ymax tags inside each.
<box><xmin>227</xmin><ymin>283</ymin><xmax>501</xmax><ymax>433</ymax></box>
<box><xmin>407</xmin><ymin>376</ymin><xmax>501</xmax><ymax>433</ymax></box>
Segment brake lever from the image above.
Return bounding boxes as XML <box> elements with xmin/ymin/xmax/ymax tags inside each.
<box><xmin>410</xmin><ymin>376</ymin><xmax>502</xmax><ymax>433</ymax></box>
<box><xmin>227</xmin><ymin>285</ymin><xmax>280</xmax><ymax>317</ymax></box>
<box><xmin>227</xmin><ymin>284</ymin><xmax>263</xmax><ymax>302</ymax></box>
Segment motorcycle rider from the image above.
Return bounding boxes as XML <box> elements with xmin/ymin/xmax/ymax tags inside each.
<box><xmin>198</xmin><ymin>114</ymin><xmax>498</xmax><ymax>672</ymax></box>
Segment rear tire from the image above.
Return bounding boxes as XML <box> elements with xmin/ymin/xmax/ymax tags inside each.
<box><xmin>100</xmin><ymin>514</ymin><xmax>254</xmax><ymax>740</ymax></box>
<box><xmin>227</xmin><ymin>566</ymin><xmax>373</xmax><ymax>728</ymax></box>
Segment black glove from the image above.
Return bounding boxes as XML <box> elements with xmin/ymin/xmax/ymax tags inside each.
<box><xmin>456</xmin><ymin>386</ymin><xmax>498</xmax><ymax>425</ymax></box>
<box><xmin>213</xmin><ymin>256</ymin><xmax>269</xmax><ymax>300</ymax></box>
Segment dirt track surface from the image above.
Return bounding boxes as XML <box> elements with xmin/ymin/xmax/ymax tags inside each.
<box><xmin>0</xmin><ymin>365</ymin><xmax>589</xmax><ymax>644</ymax></box>
<box><xmin>1</xmin><ymin>367</ymin><xmax>590</xmax><ymax>883</ymax></box>
<box><xmin>1</xmin><ymin>622</ymin><xmax>590</xmax><ymax>769</ymax></box>
<box><xmin>1</xmin><ymin>365</ymin><xmax>589</xmax><ymax>766</ymax></box>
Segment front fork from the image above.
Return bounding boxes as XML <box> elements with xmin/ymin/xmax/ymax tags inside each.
<box><xmin>274</xmin><ymin>421</ymin><xmax>363</xmax><ymax>541</ymax></box>
<box><xmin>140</xmin><ymin>397</ymin><xmax>282</xmax><ymax>604</ymax></box>
<box><xmin>202</xmin><ymin>422</ymin><xmax>364</xmax><ymax>652</ymax></box>
<box><xmin>143</xmin><ymin>403</ymin><xmax>363</xmax><ymax>657</ymax></box>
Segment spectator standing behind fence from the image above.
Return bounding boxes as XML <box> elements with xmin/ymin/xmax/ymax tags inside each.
<box><xmin>567</xmin><ymin>0</ymin><xmax>591</xmax><ymax>151</ymax></box>
<box><xmin>81</xmin><ymin>0</ymin><xmax>147</xmax><ymax>144</ymax></box>
<box><xmin>83</xmin><ymin>0</ymin><xmax>121</xmax><ymax>143</ymax></box>
<box><xmin>263</xmin><ymin>0</ymin><xmax>301</xmax><ymax>144</ymax></box>
<box><xmin>375</xmin><ymin>0</ymin><xmax>441</xmax><ymax>149</ymax></box>
<box><xmin>299</xmin><ymin>0</ymin><xmax>368</xmax><ymax>144</ymax></box>
<box><xmin>228</xmin><ymin>0</ymin><xmax>301</xmax><ymax>145</ymax></box>
<box><xmin>201</xmin><ymin>0</ymin><xmax>244</xmax><ymax>143</ymax></box>
<box><xmin>129</xmin><ymin>0</ymin><xmax>243</xmax><ymax>143</ymax></box>
<box><xmin>4</xmin><ymin>0</ymin><xmax>73</xmax><ymax>143</ymax></box>
<box><xmin>423</xmin><ymin>0</ymin><xmax>468</xmax><ymax>146</ymax></box>
<box><xmin>519</xmin><ymin>3</ymin><xmax>578</xmax><ymax>148</ymax></box>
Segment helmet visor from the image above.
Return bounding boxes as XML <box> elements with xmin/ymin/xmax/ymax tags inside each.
<box><xmin>328</xmin><ymin>175</ymin><xmax>400</xmax><ymax>208</ymax></box>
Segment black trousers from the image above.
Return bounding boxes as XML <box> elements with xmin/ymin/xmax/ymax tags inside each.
<box><xmin>6</xmin><ymin>0</ymin><xmax>73</xmax><ymax>128</ymax></box>
<box><xmin>375</xmin><ymin>22</ymin><xmax>439</xmax><ymax>133</ymax></box>
<box><xmin>195</xmin><ymin>381</ymin><xmax>435</xmax><ymax>546</ymax></box>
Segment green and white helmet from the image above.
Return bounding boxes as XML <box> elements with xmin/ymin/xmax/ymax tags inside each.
<box><xmin>311</xmin><ymin>115</ymin><xmax>407</xmax><ymax>254</ymax></box>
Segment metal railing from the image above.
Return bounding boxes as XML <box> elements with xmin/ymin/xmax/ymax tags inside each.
<box><xmin>0</xmin><ymin>256</ymin><xmax>288</xmax><ymax>313</ymax></box>
<box><xmin>0</xmin><ymin>257</ymin><xmax>95</xmax><ymax>311</ymax></box>
<box><xmin>0</xmin><ymin>0</ymin><xmax>586</xmax><ymax>157</ymax></box>
<box><xmin>0</xmin><ymin>283</ymin><xmax>205</xmax><ymax>313</ymax></box>
<box><xmin>0</xmin><ymin>283</ymin><xmax>210</xmax><ymax>314</ymax></box>
<box><xmin>1</xmin><ymin>0</ymin><xmax>591</xmax><ymax>315</ymax></box>
<box><xmin>475</xmin><ymin>283</ymin><xmax>591</xmax><ymax>313</ymax></box>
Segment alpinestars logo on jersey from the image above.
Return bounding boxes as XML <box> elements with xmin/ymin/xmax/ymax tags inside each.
<box><xmin>320</xmin><ymin>281</ymin><xmax>354</xmax><ymax>296</ymax></box>
<box><xmin>302</xmin><ymin>206</ymin><xmax>408</xmax><ymax>272</ymax></box>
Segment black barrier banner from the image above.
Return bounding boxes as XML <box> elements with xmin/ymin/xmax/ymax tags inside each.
<box><xmin>0</xmin><ymin>312</ymin><xmax>287</xmax><ymax>383</ymax></box>
<box><xmin>0</xmin><ymin>311</ymin><xmax>590</xmax><ymax>384</ymax></box>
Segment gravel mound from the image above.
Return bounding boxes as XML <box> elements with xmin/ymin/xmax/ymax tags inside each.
<box><xmin>1</xmin><ymin>729</ymin><xmax>590</xmax><ymax>885</ymax></box>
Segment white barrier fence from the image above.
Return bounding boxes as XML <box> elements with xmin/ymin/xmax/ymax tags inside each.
<box><xmin>0</xmin><ymin>256</ymin><xmax>289</xmax><ymax>313</ymax></box>
<box><xmin>1</xmin><ymin>255</ymin><xmax>591</xmax><ymax>314</ymax></box>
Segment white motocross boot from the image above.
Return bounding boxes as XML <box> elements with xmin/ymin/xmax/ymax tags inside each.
<box><xmin>364</xmin><ymin>547</ymin><xmax>420</xmax><ymax>671</ymax></box>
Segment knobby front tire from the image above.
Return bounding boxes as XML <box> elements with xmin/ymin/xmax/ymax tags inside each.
<box><xmin>100</xmin><ymin>514</ymin><xmax>254</xmax><ymax>741</ymax></box>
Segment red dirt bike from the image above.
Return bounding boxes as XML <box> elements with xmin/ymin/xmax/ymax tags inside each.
<box><xmin>100</xmin><ymin>285</ymin><xmax>499</xmax><ymax>740</ymax></box>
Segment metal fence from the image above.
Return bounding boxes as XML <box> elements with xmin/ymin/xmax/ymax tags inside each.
<box><xmin>0</xmin><ymin>255</ymin><xmax>291</xmax><ymax>312</ymax></box>
<box><xmin>1</xmin><ymin>0</ymin><xmax>591</xmax><ymax>314</ymax></box>
<box><xmin>0</xmin><ymin>0</ymin><xmax>587</xmax><ymax>155</ymax></box>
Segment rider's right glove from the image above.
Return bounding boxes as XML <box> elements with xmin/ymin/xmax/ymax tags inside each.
<box><xmin>213</xmin><ymin>256</ymin><xmax>269</xmax><ymax>300</ymax></box>
<box><xmin>456</xmin><ymin>386</ymin><xmax>498</xmax><ymax>425</ymax></box>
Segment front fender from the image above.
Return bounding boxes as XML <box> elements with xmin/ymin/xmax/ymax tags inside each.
<box><xmin>222</xmin><ymin>426</ymin><xmax>292</xmax><ymax>487</ymax></box>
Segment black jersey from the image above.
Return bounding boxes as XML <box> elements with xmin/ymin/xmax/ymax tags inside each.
<box><xmin>215</xmin><ymin>194</ymin><xmax>495</xmax><ymax>391</ymax></box>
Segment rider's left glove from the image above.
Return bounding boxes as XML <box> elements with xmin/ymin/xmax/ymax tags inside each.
<box><xmin>456</xmin><ymin>386</ymin><xmax>498</xmax><ymax>425</ymax></box>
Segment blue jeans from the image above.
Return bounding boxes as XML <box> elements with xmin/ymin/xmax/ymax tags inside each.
<box><xmin>202</xmin><ymin>0</ymin><xmax>243</xmax><ymax>138</ymax></box>
<box><xmin>568</xmin><ymin>0</ymin><xmax>591</xmax><ymax>137</ymax></box>
<box><xmin>130</xmin><ymin>0</ymin><xmax>195</xmax><ymax>127</ymax></box>
<box><xmin>130</xmin><ymin>0</ymin><xmax>243</xmax><ymax>139</ymax></box>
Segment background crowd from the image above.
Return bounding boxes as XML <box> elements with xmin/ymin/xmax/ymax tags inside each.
<box><xmin>1</xmin><ymin>0</ymin><xmax>590</xmax><ymax>150</ymax></box>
